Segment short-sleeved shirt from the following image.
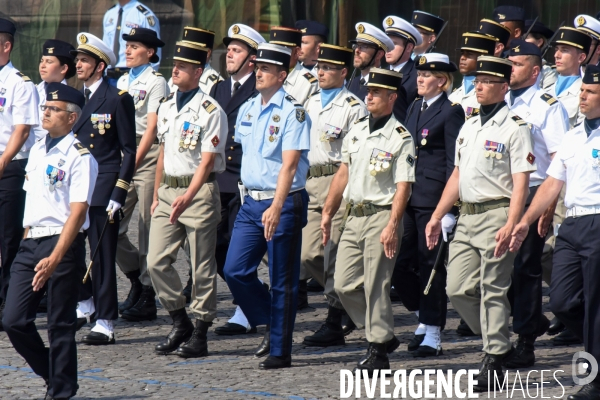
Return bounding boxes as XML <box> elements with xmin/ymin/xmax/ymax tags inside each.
<box><xmin>32</xmin><ymin>79</ymin><xmax>67</xmax><ymax>141</ymax></box>
<box><xmin>0</xmin><ymin>62</ymin><xmax>39</xmax><ymax>157</ymax></box>
<box><xmin>547</xmin><ymin>123</ymin><xmax>600</xmax><ymax>209</ymax></box>
<box><xmin>448</xmin><ymin>84</ymin><xmax>480</xmax><ymax>119</ymax></box>
<box><xmin>23</xmin><ymin>133</ymin><xmax>98</xmax><ymax>230</ymax></box>
<box><xmin>305</xmin><ymin>87</ymin><xmax>367</xmax><ymax>166</ymax></box>
<box><xmin>546</xmin><ymin>76</ymin><xmax>582</xmax><ymax>129</ymax></box>
<box><xmin>235</xmin><ymin>87</ymin><xmax>311</xmax><ymax>191</ymax></box>
<box><xmin>167</xmin><ymin>63</ymin><xmax>223</xmax><ymax>95</ymax></box>
<box><xmin>103</xmin><ymin>0</ymin><xmax>161</xmax><ymax>68</ymax></box>
<box><xmin>157</xmin><ymin>90</ymin><xmax>227</xmax><ymax>176</ymax></box>
<box><xmin>283</xmin><ymin>63</ymin><xmax>319</xmax><ymax>107</ymax></box>
<box><xmin>341</xmin><ymin>114</ymin><xmax>416</xmax><ymax>206</ymax></box>
<box><xmin>117</xmin><ymin>66</ymin><xmax>168</xmax><ymax>136</ymax></box>
<box><xmin>455</xmin><ymin>105</ymin><xmax>537</xmax><ymax>203</ymax></box>
<box><xmin>506</xmin><ymin>86</ymin><xmax>569</xmax><ymax>186</ymax></box>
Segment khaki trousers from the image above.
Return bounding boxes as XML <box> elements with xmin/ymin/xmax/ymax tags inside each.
<box><xmin>116</xmin><ymin>144</ymin><xmax>159</xmax><ymax>286</ymax></box>
<box><xmin>447</xmin><ymin>207</ymin><xmax>514</xmax><ymax>355</ymax></box>
<box><xmin>334</xmin><ymin>210</ymin><xmax>400</xmax><ymax>343</ymax></box>
<box><xmin>147</xmin><ymin>182</ymin><xmax>220</xmax><ymax>321</ymax></box>
<box><xmin>541</xmin><ymin>185</ymin><xmax>567</xmax><ymax>285</ymax></box>
<box><xmin>302</xmin><ymin>175</ymin><xmax>345</xmax><ymax>309</ymax></box>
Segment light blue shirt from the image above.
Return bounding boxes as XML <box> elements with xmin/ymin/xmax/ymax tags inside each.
<box><xmin>236</xmin><ymin>88</ymin><xmax>311</xmax><ymax>191</ymax></box>
<box><xmin>102</xmin><ymin>0</ymin><xmax>161</xmax><ymax>69</ymax></box>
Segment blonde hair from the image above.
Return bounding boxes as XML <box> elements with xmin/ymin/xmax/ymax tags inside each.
<box><xmin>431</xmin><ymin>71</ymin><xmax>453</xmax><ymax>93</ymax></box>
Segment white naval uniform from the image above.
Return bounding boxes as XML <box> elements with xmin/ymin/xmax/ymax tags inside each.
<box><xmin>168</xmin><ymin>63</ymin><xmax>223</xmax><ymax>95</ymax></box>
<box><xmin>33</xmin><ymin>80</ymin><xmax>67</xmax><ymax>141</ymax></box>
<box><xmin>283</xmin><ymin>62</ymin><xmax>319</xmax><ymax>107</ymax></box>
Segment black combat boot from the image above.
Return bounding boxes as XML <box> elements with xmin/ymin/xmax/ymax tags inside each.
<box><xmin>121</xmin><ymin>285</ymin><xmax>158</xmax><ymax>321</ymax></box>
<box><xmin>175</xmin><ymin>320</ymin><xmax>212</xmax><ymax>358</ymax></box>
<box><xmin>474</xmin><ymin>353</ymin><xmax>506</xmax><ymax>392</ymax></box>
<box><xmin>503</xmin><ymin>335</ymin><xmax>536</xmax><ymax>368</ymax></box>
<box><xmin>341</xmin><ymin>310</ymin><xmax>356</xmax><ymax>336</ymax></box>
<box><xmin>303</xmin><ymin>306</ymin><xmax>345</xmax><ymax>347</ymax></box>
<box><xmin>118</xmin><ymin>271</ymin><xmax>143</xmax><ymax>313</ymax></box>
<box><xmin>155</xmin><ymin>308</ymin><xmax>194</xmax><ymax>355</ymax></box>
<box><xmin>355</xmin><ymin>343</ymin><xmax>390</xmax><ymax>377</ymax></box>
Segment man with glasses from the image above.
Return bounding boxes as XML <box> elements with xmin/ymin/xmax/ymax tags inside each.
<box><xmin>301</xmin><ymin>44</ymin><xmax>367</xmax><ymax>348</ymax></box>
<box><xmin>425</xmin><ymin>56</ymin><xmax>535</xmax><ymax>392</ymax></box>
<box><xmin>0</xmin><ymin>18</ymin><xmax>39</xmax><ymax>331</ymax></box>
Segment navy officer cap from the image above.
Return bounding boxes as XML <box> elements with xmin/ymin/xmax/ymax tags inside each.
<box><xmin>508</xmin><ymin>39</ymin><xmax>541</xmax><ymax>57</ymax></box>
<box><xmin>583</xmin><ymin>64</ymin><xmax>600</xmax><ymax>84</ymax></box>
<box><xmin>295</xmin><ymin>20</ymin><xmax>329</xmax><ymax>39</ymax></box>
<box><xmin>46</xmin><ymin>82</ymin><xmax>86</xmax><ymax>109</ymax></box>
<box><xmin>493</xmin><ymin>6</ymin><xmax>525</xmax><ymax>22</ymax></box>
<box><xmin>0</xmin><ymin>18</ymin><xmax>16</xmax><ymax>36</ymax></box>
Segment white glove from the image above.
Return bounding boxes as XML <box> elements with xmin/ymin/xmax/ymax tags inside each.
<box><xmin>106</xmin><ymin>200</ymin><xmax>122</xmax><ymax>218</ymax></box>
<box><xmin>441</xmin><ymin>213</ymin><xmax>456</xmax><ymax>242</ymax></box>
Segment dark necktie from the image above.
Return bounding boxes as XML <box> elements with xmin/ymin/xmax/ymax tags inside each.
<box><xmin>113</xmin><ymin>8</ymin><xmax>124</xmax><ymax>63</ymax></box>
<box><xmin>233</xmin><ymin>81</ymin><xmax>241</xmax><ymax>95</ymax></box>
<box><xmin>359</xmin><ymin>78</ymin><xmax>365</xmax><ymax>86</ymax></box>
<box><xmin>84</xmin><ymin>88</ymin><xmax>91</xmax><ymax>104</ymax></box>
<box><xmin>421</xmin><ymin>101</ymin><xmax>428</xmax><ymax>113</ymax></box>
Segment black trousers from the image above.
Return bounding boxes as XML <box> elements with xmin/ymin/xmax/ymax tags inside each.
<box><xmin>0</xmin><ymin>159</ymin><xmax>27</xmax><ymax>302</ymax></box>
<box><xmin>2</xmin><ymin>233</ymin><xmax>85</xmax><ymax>399</ymax></box>
<box><xmin>550</xmin><ymin>215</ymin><xmax>600</xmax><ymax>366</ymax></box>
<box><xmin>215</xmin><ymin>191</ymin><xmax>242</xmax><ymax>281</ymax></box>
<box><xmin>392</xmin><ymin>205</ymin><xmax>447</xmax><ymax>327</ymax></box>
<box><xmin>508</xmin><ymin>185</ymin><xmax>546</xmax><ymax>335</ymax></box>
<box><xmin>79</xmin><ymin>206</ymin><xmax>120</xmax><ymax>320</ymax></box>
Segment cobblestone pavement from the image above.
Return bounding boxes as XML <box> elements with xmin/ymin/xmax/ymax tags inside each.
<box><xmin>0</xmin><ymin>208</ymin><xmax>586</xmax><ymax>399</ymax></box>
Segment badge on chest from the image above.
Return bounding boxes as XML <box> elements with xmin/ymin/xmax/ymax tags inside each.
<box><xmin>0</xmin><ymin>97</ymin><xmax>5</xmax><ymax>112</ymax></box>
<box><xmin>484</xmin><ymin>140</ymin><xmax>505</xmax><ymax>159</ymax></box>
<box><xmin>46</xmin><ymin>165</ymin><xmax>66</xmax><ymax>192</ymax></box>
<box><xmin>268</xmin><ymin>126</ymin><xmax>280</xmax><ymax>142</ymax></box>
<box><xmin>131</xmin><ymin>89</ymin><xmax>147</xmax><ymax>106</ymax></box>
<box><xmin>179</xmin><ymin>121</ymin><xmax>202</xmax><ymax>152</ymax></box>
<box><xmin>320</xmin><ymin>124</ymin><xmax>342</xmax><ymax>142</ymax></box>
<box><xmin>368</xmin><ymin>148</ymin><xmax>393</xmax><ymax>176</ymax></box>
<box><xmin>91</xmin><ymin>114</ymin><xmax>112</xmax><ymax>135</ymax></box>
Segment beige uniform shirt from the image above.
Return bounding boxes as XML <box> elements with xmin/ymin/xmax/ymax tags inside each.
<box><xmin>305</xmin><ymin>88</ymin><xmax>367</xmax><ymax>166</ymax></box>
<box><xmin>545</xmin><ymin>77</ymin><xmax>582</xmax><ymax>129</ymax></box>
<box><xmin>539</xmin><ymin>64</ymin><xmax>558</xmax><ymax>90</ymax></box>
<box><xmin>157</xmin><ymin>90</ymin><xmax>227</xmax><ymax>176</ymax></box>
<box><xmin>448</xmin><ymin>84</ymin><xmax>480</xmax><ymax>119</ymax></box>
<box><xmin>167</xmin><ymin>63</ymin><xmax>223</xmax><ymax>95</ymax></box>
<box><xmin>455</xmin><ymin>106</ymin><xmax>536</xmax><ymax>203</ymax></box>
<box><xmin>283</xmin><ymin>63</ymin><xmax>319</xmax><ymax>107</ymax></box>
<box><xmin>118</xmin><ymin>66</ymin><xmax>169</xmax><ymax>137</ymax></box>
<box><xmin>341</xmin><ymin>115</ymin><xmax>416</xmax><ymax>206</ymax></box>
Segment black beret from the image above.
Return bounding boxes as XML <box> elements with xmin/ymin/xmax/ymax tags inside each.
<box><xmin>181</xmin><ymin>27</ymin><xmax>215</xmax><ymax>49</ymax></box>
<box><xmin>0</xmin><ymin>18</ymin><xmax>16</xmax><ymax>36</ymax></box>
<box><xmin>478</xmin><ymin>19</ymin><xmax>511</xmax><ymax>46</ymax></box>
<box><xmin>508</xmin><ymin>39</ymin><xmax>541</xmax><ymax>57</ymax></box>
<box><xmin>493</xmin><ymin>6</ymin><xmax>525</xmax><ymax>22</ymax></box>
<box><xmin>270</xmin><ymin>26</ymin><xmax>302</xmax><ymax>47</ymax></box>
<box><xmin>411</xmin><ymin>11</ymin><xmax>445</xmax><ymax>34</ymax></box>
<box><xmin>46</xmin><ymin>82</ymin><xmax>85</xmax><ymax>109</ymax></box>
<box><xmin>583</xmin><ymin>64</ymin><xmax>600</xmax><ymax>84</ymax></box>
<box><xmin>42</xmin><ymin>39</ymin><xmax>76</xmax><ymax>60</ymax></box>
<box><xmin>295</xmin><ymin>20</ymin><xmax>329</xmax><ymax>39</ymax></box>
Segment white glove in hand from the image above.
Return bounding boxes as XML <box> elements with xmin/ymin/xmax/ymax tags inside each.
<box><xmin>441</xmin><ymin>213</ymin><xmax>456</xmax><ymax>242</ymax></box>
<box><xmin>106</xmin><ymin>200</ymin><xmax>122</xmax><ymax>218</ymax></box>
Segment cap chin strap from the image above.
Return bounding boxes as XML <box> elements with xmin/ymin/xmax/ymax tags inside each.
<box><xmin>83</xmin><ymin>59</ymin><xmax>101</xmax><ymax>83</ymax></box>
<box><xmin>230</xmin><ymin>52</ymin><xmax>252</xmax><ymax>77</ymax></box>
<box><xmin>360</xmin><ymin>50</ymin><xmax>378</xmax><ymax>71</ymax></box>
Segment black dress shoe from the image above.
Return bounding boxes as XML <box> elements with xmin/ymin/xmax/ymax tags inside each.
<box><xmin>255</xmin><ymin>327</ymin><xmax>270</xmax><ymax>358</ymax></box>
<box><xmin>536</xmin><ymin>314</ymin><xmax>551</xmax><ymax>337</ymax></box>
<box><xmin>567</xmin><ymin>382</ymin><xmax>600</xmax><ymax>400</ymax></box>
<box><xmin>155</xmin><ymin>308</ymin><xmax>194</xmax><ymax>355</ymax></box>
<box><xmin>413</xmin><ymin>344</ymin><xmax>443</xmax><ymax>357</ymax></box>
<box><xmin>81</xmin><ymin>331</ymin><xmax>115</xmax><ymax>345</ymax></box>
<box><xmin>306</xmin><ymin>278</ymin><xmax>324</xmax><ymax>292</ymax></box>
<box><xmin>386</xmin><ymin>335</ymin><xmax>400</xmax><ymax>354</ymax></box>
<box><xmin>215</xmin><ymin>322</ymin><xmax>257</xmax><ymax>335</ymax></box>
<box><xmin>407</xmin><ymin>334</ymin><xmax>425</xmax><ymax>352</ymax></box>
<box><xmin>457</xmin><ymin>319</ymin><xmax>479</xmax><ymax>336</ymax></box>
<box><xmin>547</xmin><ymin>316</ymin><xmax>565</xmax><ymax>336</ymax></box>
<box><xmin>76</xmin><ymin>312</ymin><xmax>96</xmax><ymax>331</ymax></box>
<box><xmin>259</xmin><ymin>355</ymin><xmax>291</xmax><ymax>369</ymax></box>
<box><xmin>342</xmin><ymin>312</ymin><xmax>356</xmax><ymax>336</ymax></box>
<box><xmin>355</xmin><ymin>343</ymin><xmax>389</xmax><ymax>377</ymax></box>
<box><xmin>553</xmin><ymin>329</ymin><xmax>583</xmax><ymax>346</ymax></box>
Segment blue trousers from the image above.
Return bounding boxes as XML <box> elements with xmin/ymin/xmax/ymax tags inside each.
<box><xmin>224</xmin><ymin>190</ymin><xmax>308</xmax><ymax>356</ymax></box>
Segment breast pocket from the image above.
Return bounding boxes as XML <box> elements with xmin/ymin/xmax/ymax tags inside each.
<box><xmin>347</xmin><ymin>140</ymin><xmax>360</xmax><ymax>164</ymax></box>
<box><xmin>157</xmin><ymin>124</ymin><xmax>169</xmax><ymax>144</ymax></box>
<box><xmin>23</xmin><ymin>160</ymin><xmax>38</xmax><ymax>193</ymax></box>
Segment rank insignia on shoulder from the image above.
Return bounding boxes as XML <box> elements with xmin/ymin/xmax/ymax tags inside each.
<box><xmin>152</xmin><ymin>71</ymin><xmax>163</xmax><ymax>76</ymax></box>
<box><xmin>355</xmin><ymin>115</ymin><xmax>368</xmax><ymax>124</ymax></box>
<box><xmin>451</xmin><ymin>102</ymin><xmax>459</xmax><ymax>107</ymax></box>
<box><xmin>527</xmin><ymin>152</ymin><xmax>536</xmax><ymax>165</ymax></box>
<box><xmin>303</xmin><ymin>73</ymin><xmax>317</xmax><ymax>83</ymax></box>
<box><xmin>208</xmin><ymin>74</ymin><xmax>219</xmax><ymax>82</ymax></box>
<box><xmin>147</xmin><ymin>16</ymin><xmax>156</xmax><ymax>26</ymax></box>
<box><xmin>285</xmin><ymin>95</ymin><xmax>297</xmax><ymax>103</ymax></box>
<box><xmin>540</xmin><ymin>93</ymin><xmax>558</xmax><ymax>105</ymax></box>
<box><xmin>162</xmin><ymin>93</ymin><xmax>174</xmax><ymax>103</ymax></box>
<box><xmin>511</xmin><ymin>115</ymin><xmax>527</xmax><ymax>126</ymax></box>
<box><xmin>406</xmin><ymin>154</ymin><xmax>415</xmax><ymax>167</ymax></box>
<box><xmin>137</xmin><ymin>4</ymin><xmax>149</xmax><ymax>14</ymax></box>
<box><xmin>118</xmin><ymin>90</ymin><xmax>127</xmax><ymax>96</ymax></box>
<box><xmin>396</xmin><ymin>126</ymin><xmax>410</xmax><ymax>139</ymax></box>
<box><xmin>202</xmin><ymin>100</ymin><xmax>216</xmax><ymax>113</ymax></box>
<box><xmin>308</xmin><ymin>90</ymin><xmax>320</xmax><ymax>98</ymax></box>
<box><xmin>452</xmin><ymin>87</ymin><xmax>458</xmax><ymax>92</ymax></box>
<box><xmin>346</xmin><ymin>96</ymin><xmax>360</xmax><ymax>107</ymax></box>
<box><xmin>296</xmin><ymin>108</ymin><xmax>306</xmax><ymax>123</ymax></box>
<box><xmin>74</xmin><ymin>143</ymin><xmax>90</xmax><ymax>156</ymax></box>
<box><xmin>16</xmin><ymin>72</ymin><xmax>31</xmax><ymax>81</ymax></box>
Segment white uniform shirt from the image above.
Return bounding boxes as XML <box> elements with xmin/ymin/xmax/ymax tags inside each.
<box><xmin>157</xmin><ymin>90</ymin><xmax>227</xmax><ymax>176</ymax></box>
<box><xmin>23</xmin><ymin>133</ymin><xmax>98</xmax><ymax>230</ymax></box>
<box><xmin>32</xmin><ymin>79</ymin><xmax>67</xmax><ymax>141</ymax></box>
<box><xmin>546</xmin><ymin>77</ymin><xmax>583</xmax><ymax>129</ymax></box>
<box><xmin>103</xmin><ymin>0</ymin><xmax>161</xmax><ymax>69</ymax></box>
<box><xmin>117</xmin><ymin>66</ymin><xmax>168</xmax><ymax>136</ymax></box>
<box><xmin>0</xmin><ymin>62</ymin><xmax>39</xmax><ymax>157</ymax></box>
<box><xmin>448</xmin><ymin>84</ymin><xmax>480</xmax><ymax>119</ymax></box>
<box><xmin>167</xmin><ymin>63</ymin><xmax>223</xmax><ymax>95</ymax></box>
<box><xmin>305</xmin><ymin>87</ymin><xmax>367</xmax><ymax>166</ymax></box>
<box><xmin>547</xmin><ymin>123</ymin><xmax>600</xmax><ymax>209</ymax></box>
<box><xmin>283</xmin><ymin>62</ymin><xmax>319</xmax><ymax>107</ymax></box>
<box><xmin>538</xmin><ymin>64</ymin><xmax>558</xmax><ymax>90</ymax></box>
<box><xmin>506</xmin><ymin>86</ymin><xmax>569</xmax><ymax>186</ymax></box>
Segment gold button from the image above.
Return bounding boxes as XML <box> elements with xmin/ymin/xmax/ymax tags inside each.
<box><xmin>230</xmin><ymin>146</ymin><xmax>234</xmax><ymax>150</ymax></box>
<box><xmin>231</xmin><ymin>136</ymin><xmax>235</xmax><ymax>140</ymax></box>
<box><xmin>90</xmin><ymin>144</ymin><xmax>94</xmax><ymax>149</ymax></box>
<box><xmin>234</xmin><ymin>125</ymin><xmax>236</xmax><ymax>129</ymax></box>
<box><xmin>227</xmin><ymin>156</ymin><xmax>232</xmax><ymax>161</ymax></box>
<box><xmin>90</xmin><ymin>134</ymin><xmax>95</xmax><ymax>138</ymax></box>
<box><xmin>74</xmin><ymin>134</ymin><xmax>77</xmax><ymax>137</ymax></box>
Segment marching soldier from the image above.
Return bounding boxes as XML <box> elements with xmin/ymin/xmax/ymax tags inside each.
<box><xmin>504</xmin><ymin>40</ymin><xmax>570</xmax><ymax>368</ymax></box>
<box><xmin>323</xmin><ymin>68</ymin><xmax>415</xmax><ymax>374</ymax></box>
<box><xmin>383</xmin><ymin>15</ymin><xmax>422</xmax><ymax>104</ymax></box>
<box><xmin>510</xmin><ymin>64</ymin><xmax>600</xmax><ymax>400</ymax></box>
<box><xmin>493</xmin><ymin>5</ymin><xmax>525</xmax><ymax>47</ymax></box>
<box><xmin>223</xmin><ymin>43</ymin><xmax>311</xmax><ymax>369</ymax></box>
<box><xmin>147</xmin><ymin>41</ymin><xmax>227</xmax><ymax>358</ymax></box>
<box><xmin>115</xmin><ymin>28</ymin><xmax>168</xmax><ymax>321</ymax></box>
<box><xmin>523</xmin><ymin>19</ymin><xmax>558</xmax><ymax>90</ymax></box>
<box><xmin>210</xmin><ymin>24</ymin><xmax>266</xmax><ymax>336</ymax></box>
<box><xmin>0</xmin><ymin>18</ymin><xmax>39</xmax><ymax>331</ymax></box>
<box><xmin>2</xmin><ymin>84</ymin><xmax>96</xmax><ymax>400</ymax></box>
<box><xmin>301</xmin><ymin>44</ymin><xmax>367</xmax><ymax>347</ymax></box>
<box><xmin>168</xmin><ymin>27</ymin><xmax>224</xmax><ymax>95</ymax></box>
<box><xmin>425</xmin><ymin>56</ymin><xmax>536</xmax><ymax>391</ymax></box>
<box><xmin>270</xmin><ymin>26</ymin><xmax>319</xmax><ymax>107</ymax></box>
<box><xmin>71</xmin><ymin>32</ymin><xmax>137</xmax><ymax>344</ymax></box>
<box><xmin>477</xmin><ymin>18</ymin><xmax>511</xmax><ymax>57</ymax></box>
<box><xmin>410</xmin><ymin>11</ymin><xmax>445</xmax><ymax>56</ymax></box>
<box><xmin>103</xmin><ymin>0</ymin><xmax>161</xmax><ymax>84</ymax></box>
<box><xmin>448</xmin><ymin>32</ymin><xmax>496</xmax><ymax>119</ymax></box>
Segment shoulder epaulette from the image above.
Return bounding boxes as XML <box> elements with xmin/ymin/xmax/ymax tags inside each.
<box><xmin>118</xmin><ymin>90</ymin><xmax>127</xmax><ymax>96</ymax></box>
<box><xmin>137</xmin><ymin>4</ymin><xmax>149</xmax><ymax>14</ymax></box>
<box><xmin>285</xmin><ymin>94</ymin><xmax>297</xmax><ymax>103</ymax></box>
<box><xmin>202</xmin><ymin>99</ymin><xmax>216</xmax><ymax>113</ymax></box>
<box><xmin>109</xmin><ymin>3</ymin><xmax>116</xmax><ymax>9</ymax></box>
<box><xmin>16</xmin><ymin>72</ymin><xmax>31</xmax><ymax>82</ymax></box>
<box><xmin>161</xmin><ymin>92</ymin><xmax>174</xmax><ymax>103</ymax></box>
<box><xmin>251</xmin><ymin>91</ymin><xmax>260</xmax><ymax>99</ymax></box>
<box><xmin>208</xmin><ymin>74</ymin><xmax>219</xmax><ymax>83</ymax></box>
<box><xmin>152</xmin><ymin>71</ymin><xmax>162</xmax><ymax>76</ymax></box>
<box><xmin>451</xmin><ymin>102</ymin><xmax>459</xmax><ymax>107</ymax></box>
<box><xmin>74</xmin><ymin>143</ymin><xmax>90</xmax><ymax>156</ymax></box>
<box><xmin>452</xmin><ymin>87</ymin><xmax>458</xmax><ymax>92</ymax></box>
<box><xmin>396</xmin><ymin>125</ymin><xmax>411</xmax><ymax>139</ymax></box>
<box><xmin>308</xmin><ymin>90</ymin><xmax>321</xmax><ymax>99</ymax></box>
<box><xmin>354</xmin><ymin>115</ymin><xmax>368</xmax><ymax>124</ymax></box>
<box><xmin>540</xmin><ymin>93</ymin><xmax>558</xmax><ymax>105</ymax></box>
<box><xmin>303</xmin><ymin>73</ymin><xmax>318</xmax><ymax>84</ymax></box>
<box><xmin>511</xmin><ymin>115</ymin><xmax>527</xmax><ymax>126</ymax></box>
<box><xmin>123</xmin><ymin>72</ymin><xmax>129</xmax><ymax>76</ymax></box>
<box><xmin>345</xmin><ymin>96</ymin><xmax>360</xmax><ymax>107</ymax></box>
<box><xmin>574</xmin><ymin>121</ymin><xmax>583</xmax><ymax>127</ymax></box>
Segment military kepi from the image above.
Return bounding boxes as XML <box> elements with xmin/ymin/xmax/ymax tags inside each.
<box><xmin>174</xmin><ymin>41</ymin><xmax>208</xmax><ymax>65</ymax></box>
<box><xmin>365</xmin><ymin>68</ymin><xmax>403</xmax><ymax>91</ymax></box>
<box><xmin>478</xmin><ymin>19</ymin><xmax>511</xmax><ymax>46</ymax></box>
<box><xmin>411</xmin><ymin>11</ymin><xmax>444</xmax><ymax>34</ymax></box>
<box><xmin>583</xmin><ymin>64</ymin><xmax>600</xmax><ymax>84</ymax></box>
<box><xmin>255</xmin><ymin>43</ymin><xmax>292</xmax><ymax>67</ymax></box>
<box><xmin>508</xmin><ymin>39</ymin><xmax>541</xmax><ymax>57</ymax></box>
<box><xmin>475</xmin><ymin>55</ymin><xmax>513</xmax><ymax>80</ymax></box>
<box><xmin>181</xmin><ymin>27</ymin><xmax>216</xmax><ymax>49</ymax></box>
<box><xmin>0</xmin><ymin>18</ymin><xmax>16</xmax><ymax>35</ymax></box>
<box><xmin>46</xmin><ymin>82</ymin><xmax>86</xmax><ymax>109</ymax></box>
<box><xmin>551</xmin><ymin>27</ymin><xmax>592</xmax><ymax>53</ymax></box>
<box><xmin>317</xmin><ymin>44</ymin><xmax>353</xmax><ymax>67</ymax></box>
<box><xmin>270</xmin><ymin>26</ymin><xmax>302</xmax><ymax>47</ymax></box>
